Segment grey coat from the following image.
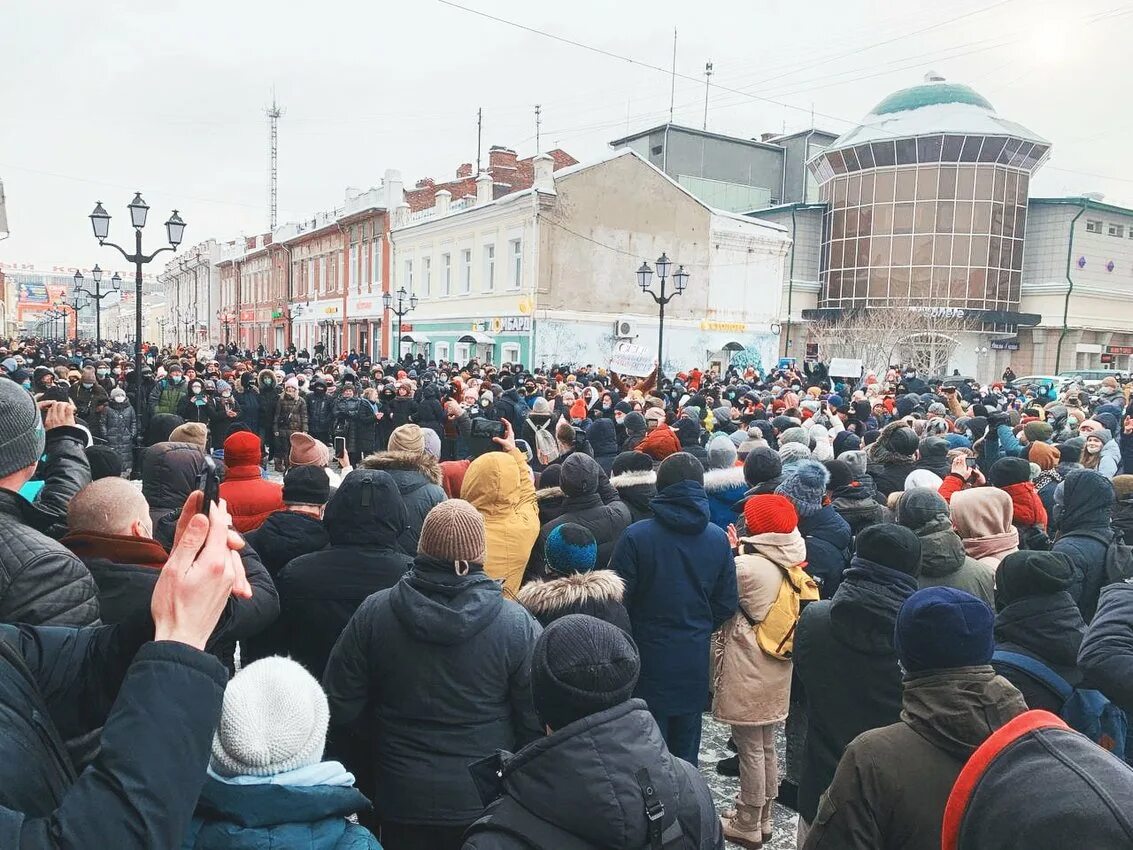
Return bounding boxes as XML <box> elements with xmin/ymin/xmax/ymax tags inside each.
<box><xmin>358</xmin><ymin>451</ymin><xmax>446</xmax><ymax>555</ymax></box>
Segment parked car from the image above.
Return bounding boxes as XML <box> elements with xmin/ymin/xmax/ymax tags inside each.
<box><xmin>1058</xmin><ymin>369</ymin><xmax>1125</xmax><ymax>389</ymax></box>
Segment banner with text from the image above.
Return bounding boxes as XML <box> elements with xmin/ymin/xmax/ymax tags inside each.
<box><xmin>609</xmin><ymin>341</ymin><xmax>654</xmax><ymax>376</ymax></box>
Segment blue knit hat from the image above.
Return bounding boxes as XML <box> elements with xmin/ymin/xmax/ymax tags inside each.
<box><xmin>775</xmin><ymin>458</ymin><xmax>830</xmax><ymax>517</ymax></box>
<box><xmin>895</xmin><ymin>587</ymin><xmax>995</xmax><ymax>673</ymax></box>
<box><xmin>545</xmin><ymin>523</ymin><xmax>598</xmax><ymax>575</ymax></box>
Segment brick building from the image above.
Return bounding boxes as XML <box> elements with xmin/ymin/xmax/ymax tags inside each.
<box><xmin>404</xmin><ymin>146</ymin><xmax>577</xmax><ymax>212</ymax></box>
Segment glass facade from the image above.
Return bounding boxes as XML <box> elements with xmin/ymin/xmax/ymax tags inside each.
<box><xmin>811</xmin><ymin>134</ymin><xmax>1049</xmax><ymax>311</ymax></box>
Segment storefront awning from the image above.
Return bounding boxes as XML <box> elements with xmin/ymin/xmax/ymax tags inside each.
<box><xmin>401</xmin><ymin>332</ymin><xmax>431</xmax><ymax>344</ymax></box>
<box><xmin>458</xmin><ymin>332</ymin><xmax>494</xmax><ymax>345</ymax></box>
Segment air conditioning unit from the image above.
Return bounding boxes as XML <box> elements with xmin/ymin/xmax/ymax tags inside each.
<box><xmin>614</xmin><ymin>318</ymin><xmax>638</xmax><ymax>339</ymax></box>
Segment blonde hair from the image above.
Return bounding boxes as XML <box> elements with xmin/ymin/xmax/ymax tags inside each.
<box><xmin>68</xmin><ymin>477</ymin><xmax>150</xmax><ymax>537</ymax></box>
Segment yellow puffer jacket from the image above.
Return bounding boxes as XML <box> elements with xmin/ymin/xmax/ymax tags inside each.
<box><xmin>461</xmin><ymin>448</ymin><xmax>540</xmax><ymax>598</ymax></box>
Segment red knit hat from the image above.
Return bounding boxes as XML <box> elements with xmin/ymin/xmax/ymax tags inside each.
<box><xmin>224</xmin><ymin>430</ymin><xmax>262</xmax><ymax>467</ymax></box>
<box><xmin>744</xmin><ymin>494</ymin><xmax>798</xmax><ymax>535</ymax></box>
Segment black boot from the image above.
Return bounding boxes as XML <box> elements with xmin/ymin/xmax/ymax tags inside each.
<box><xmin>716</xmin><ymin>755</ymin><xmax>740</xmax><ymax>777</ymax></box>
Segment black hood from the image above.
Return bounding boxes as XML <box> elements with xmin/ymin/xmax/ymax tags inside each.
<box><xmin>1057</xmin><ymin>469</ymin><xmax>1113</xmax><ymax>533</ymax></box>
<box><xmin>915</xmin><ymin>519</ymin><xmax>969</xmax><ymax>578</ymax></box>
<box><xmin>829</xmin><ymin>558</ymin><xmax>918</xmax><ymax>655</ymax></box>
<box><xmin>994</xmin><ymin>591</ymin><xmax>1086</xmax><ymax>674</ymax></box>
<box><xmin>141</xmin><ymin>442</ymin><xmax>207</xmax><ymax>512</ymax></box>
<box><xmin>144</xmin><ymin>412</ymin><xmax>184</xmax><ymax>446</ymax></box>
<box><xmin>245</xmin><ymin>510</ymin><xmax>329</xmax><ymax>570</ymax></box>
<box><xmin>560</xmin><ymin>453</ymin><xmax>601</xmax><ymax>498</ymax></box>
<box><xmin>323</xmin><ymin>469</ymin><xmax>408</xmax><ymax>547</ymax></box>
<box><xmin>587</xmin><ymin>418</ymin><xmax>619</xmax><ymax>457</ymax></box>
<box><xmin>389</xmin><ymin>558</ymin><xmax>503</xmax><ymax>645</ymax></box>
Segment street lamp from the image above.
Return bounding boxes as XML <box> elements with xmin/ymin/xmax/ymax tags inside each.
<box><xmin>176</xmin><ymin>306</ymin><xmax>198</xmax><ymax>345</ymax></box>
<box><xmin>156</xmin><ymin>316</ymin><xmax>170</xmax><ymax>348</ymax></box>
<box><xmin>60</xmin><ymin>287</ymin><xmax>89</xmax><ymax>348</ymax></box>
<box><xmin>636</xmin><ymin>252</ymin><xmax>689</xmax><ymax>377</ymax></box>
<box><xmin>90</xmin><ymin>192</ymin><xmax>184</xmax><ymax>469</ymax></box>
<box><xmin>73</xmin><ymin>265</ymin><xmax>121</xmax><ymax>349</ymax></box>
<box><xmin>216</xmin><ymin>310</ymin><xmax>235</xmax><ymax>346</ymax></box>
<box><xmin>383</xmin><ymin>286</ymin><xmax>418</xmax><ymax>361</ymax></box>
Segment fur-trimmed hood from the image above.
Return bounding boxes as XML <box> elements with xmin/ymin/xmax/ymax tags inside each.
<box><xmin>536</xmin><ymin>485</ymin><xmax>564</xmax><ymax>502</ymax></box>
<box><xmin>359</xmin><ymin>449</ymin><xmax>443</xmax><ymax>485</ymax></box>
<box><xmin>608</xmin><ymin>470</ymin><xmax>657</xmax><ymax>490</ymax></box>
<box><xmin>517</xmin><ymin>569</ymin><xmax>625</xmax><ymax>617</ymax></box>
<box><xmin>702</xmin><ymin>465</ymin><xmax>746</xmax><ymax>494</ymax></box>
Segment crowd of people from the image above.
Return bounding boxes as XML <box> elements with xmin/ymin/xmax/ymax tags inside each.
<box><xmin>2</xmin><ymin>335</ymin><xmax>1133</xmax><ymax>850</ymax></box>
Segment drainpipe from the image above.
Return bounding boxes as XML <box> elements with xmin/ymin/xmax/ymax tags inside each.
<box><xmin>1053</xmin><ymin>198</ymin><xmax>1089</xmax><ymax>375</ymax></box>
<box><xmin>784</xmin><ymin>206</ymin><xmax>797</xmax><ymax>359</ymax></box>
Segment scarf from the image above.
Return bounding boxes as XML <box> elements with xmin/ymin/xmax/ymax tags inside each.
<box><xmin>963</xmin><ymin>527</ymin><xmax>1019</xmax><ymax>561</ymax></box>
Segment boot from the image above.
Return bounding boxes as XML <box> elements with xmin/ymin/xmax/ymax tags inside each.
<box><xmin>273</xmin><ymin>457</ymin><xmax>284</xmax><ymax>473</ymax></box>
<box><xmin>716</xmin><ymin>754</ymin><xmax>740</xmax><ymax>777</ymax></box>
<box><xmin>721</xmin><ymin>807</ymin><xmax>763</xmax><ymax>850</ymax></box>
<box><xmin>761</xmin><ymin>800</ymin><xmax>775</xmax><ymax>844</ymax></box>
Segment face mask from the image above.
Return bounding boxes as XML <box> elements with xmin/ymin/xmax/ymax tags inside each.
<box><xmin>97</xmin><ymin>369</ymin><xmax>109</xmax><ymax>377</ymax></box>
<box><xmin>190</xmin><ymin>385</ymin><xmax>202</xmax><ymax>395</ymax></box>
<box><xmin>615</xmin><ymin>414</ymin><xmax>625</xmax><ymax>425</ymax></box>
<box><xmin>82</xmin><ymin>381</ymin><xmax>93</xmax><ymax>388</ymax></box>
<box><xmin>22</xmin><ymin>381</ymin><xmax>31</xmax><ymax>391</ymax></box>
<box><xmin>222</xmin><ymin>391</ymin><xmax>231</xmax><ymax>398</ymax></box>
<box><xmin>170</xmin><ymin>375</ymin><xmax>183</xmax><ymax>384</ymax></box>
<box><xmin>1086</xmin><ymin>442</ymin><xmax>1102</xmax><ymax>454</ymax></box>
<box><xmin>602</xmin><ymin>404</ymin><xmax>611</xmax><ymax>411</ymax></box>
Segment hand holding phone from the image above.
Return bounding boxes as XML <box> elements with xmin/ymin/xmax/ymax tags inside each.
<box><xmin>334</xmin><ymin>436</ymin><xmax>347</xmax><ymax>460</ymax></box>
<box><xmin>197</xmin><ymin>456</ymin><xmax>221</xmax><ymax>515</ymax></box>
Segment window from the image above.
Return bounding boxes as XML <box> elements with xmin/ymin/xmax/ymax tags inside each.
<box><xmin>372</xmin><ymin>239</ymin><xmax>382</xmax><ymax>286</ymax></box>
<box><xmin>348</xmin><ymin>245</ymin><xmax>358</xmax><ymax>292</ymax></box>
<box><xmin>422</xmin><ymin>257</ymin><xmax>431</xmax><ymax>297</ymax></box>
<box><xmin>435</xmin><ymin>342</ymin><xmax>450</xmax><ymax>362</ymax></box>
<box><xmin>650</xmin><ymin>145</ymin><xmax>663</xmax><ymax>156</ymax></box>
<box><xmin>455</xmin><ymin>342</ymin><xmax>471</xmax><ymax>363</ymax></box>
<box><xmin>1086</xmin><ymin>219</ymin><xmax>1103</xmax><ymax>234</ymax></box>
<box><xmin>461</xmin><ymin>248</ymin><xmax>472</xmax><ymax>293</ymax></box>
<box><xmin>1109</xmin><ymin>223</ymin><xmax>1125</xmax><ymax>238</ymax></box>
<box><xmin>483</xmin><ymin>244</ymin><xmax>495</xmax><ymax>291</ymax></box>
<box><xmin>502</xmin><ymin>343</ymin><xmax>521</xmax><ymax>365</ymax></box>
<box><xmin>442</xmin><ymin>253</ymin><xmax>451</xmax><ymax>295</ymax></box>
<box><xmin>404</xmin><ymin>259</ymin><xmax>413</xmax><ymax>295</ymax></box>
<box><xmin>509</xmin><ymin>239</ymin><xmax>522</xmax><ymax>289</ymax></box>
<box><xmin>319</xmin><ymin>257</ymin><xmax>328</xmax><ymax>294</ymax></box>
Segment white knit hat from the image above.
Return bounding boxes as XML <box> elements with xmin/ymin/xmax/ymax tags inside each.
<box><xmin>210</xmin><ymin>657</ymin><xmax>329</xmax><ymax>777</ymax></box>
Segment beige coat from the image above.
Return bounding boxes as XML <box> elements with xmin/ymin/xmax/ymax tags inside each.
<box><xmin>712</xmin><ymin>529</ymin><xmax>806</xmax><ymax>726</ymax></box>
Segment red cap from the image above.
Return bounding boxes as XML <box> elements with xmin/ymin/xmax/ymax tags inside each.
<box><xmin>224</xmin><ymin>430</ymin><xmax>262</xmax><ymax>467</ymax></box>
<box><xmin>744</xmin><ymin>494</ymin><xmax>798</xmax><ymax>535</ymax></box>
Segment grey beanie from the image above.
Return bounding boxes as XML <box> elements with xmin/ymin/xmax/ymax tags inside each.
<box><xmin>706</xmin><ymin>434</ymin><xmax>738</xmax><ymax>470</ymax></box>
<box><xmin>775</xmin><ymin>458</ymin><xmax>830</xmax><ymax>517</ymax></box>
<box><xmin>0</xmin><ymin>379</ymin><xmax>47</xmax><ymax>478</ymax></box>
<box><xmin>211</xmin><ymin>657</ymin><xmax>329</xmax><ymax>777</ymax></box>
<box><xmin>779</xmin><ymin>426</ymin><xmax>812</xmax><ymax>448</ymax></box>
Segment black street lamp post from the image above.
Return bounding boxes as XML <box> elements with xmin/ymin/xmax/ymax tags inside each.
<box><xmin>636</xmin><ymin>252</ymin><xmax>689</xmax><ymax>377</ymax></box>
<box><xmin>156</xmin><ymin>316</ymin><xmax>170</xmax><ymax>348</ymax></box>
<box><xmin>216</xmin><ymin>310</ymin><xmax>235</xmax><ymax>346</ymax></box>
<box><xmin>73</xmin><ymin>265</ymin><xmax>121</xmax><ymax>349</ymax></box>
<box><xmin>382</xmin><ymin>286</ymin><xmax>418</xmax><ymax>362</ymax></box>
<box><xmin>90</xmin><ymin>193</ymin><xmax>185</xmax><ymax>468</ymax></box>
<box><xmin>59</xmin><ymin>288</ymin><xmax>89</xmax><ymax>348</ymax></box>
<box><xmin>176</xmin><ymin>307</ymin><xmax>198</xmax><ymax>345</ymax></box>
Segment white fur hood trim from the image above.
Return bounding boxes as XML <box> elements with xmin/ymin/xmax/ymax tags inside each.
<box><xmin>703</xmin><ymin>465</ymin><xmax>746</xmax><ymax>493</ymax></box>
<box><xmin>608</xmin><ymin>469</ymin><xmax>657</xmax><ymax>489</ymax></box>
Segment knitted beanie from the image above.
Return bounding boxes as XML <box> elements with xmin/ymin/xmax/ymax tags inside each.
<box><xmin>1113</xmin><ymin>475</ymin><xmax>1133</xmax><ymax>502</ymax></box>
<box><xmin>775</xmin><ymin>459</ymin><xmax>830</xmax><ymax>517</ymax></box>
<box><xmin>422</xmin><ymin>428</ymin><xmax>442</xmax><ymax>459</ymax></box>
<box><xmin>290</xmin><ymin>432</ymin><xmax>329</xmax><ymax>467</ymax></box>
<box><xmin>779</xmin><ymin>426</ymin><xmax>811</xmax><ymax>448</ymax></box>
<box><xmin>611</xmin><ymin>450</ymin><xmax>653</xmax><ymax>477</ymax></box>
<box><xmin>895</xmin><ymin>587</ymin><xmax>995</xmax><ymax>673</ymax></box>
<box><xmin>840</xmin><ymin>449</ymin><xmax>869</xmax><ymax>479</ymax></box>
<box><xmin>283</xmin><ymin>465</ymin><xmax>331</xmax><ymax>506</ymax></box>
<box><xmin>888</xmin><ymin>427</ymin><xmax>921</xmax><ymax>457</ymax></box>
<box><xmin>1028</xmin><ymin>441</ymin><xmax>1061</xmax><ymax>472</ymax></box>
<box><xmin>224</xmin><ymin>430</ymin><xmax>262</xmax><ymax>467</ymax></box>
<box><xmin>896</xmin><ymin>488</ymin><xmax>950</xmax><ymax>531</ymax></box>
<box><xmin>778</xmin><ymin>441</ymin><xmax>813</xmax><ymax>467</ymax></box>
<box><xmin>418</xmin><ymin>499</ymin><xmax>486</xmax><ymax>564</ymax></box>
<box><xmin>744</xmin><ymin>494</ymin><xmax>798</xmax><ymax>535</ymax></box>
<box><xmin>904</xmin><ymin>469</ymin><xmax>944</xmax><ymax>491</ymax></box>
<box><xmin>706</xmin><ymin>434</ymin><xmax>738</xmax><ymax>470</ymax></box>
<box><xmin>825</xmin><ymin>459</ymin><xmax>854</xmax><ymax>491</ymax></box>
<box><xmin>545</xmin><ymin>523</ymin><xmax>599</xmax><ymax>575</ymax></box>
<box><xmin>995</xmin><ymin>550</ymin><xmax>1075</xmax><ymax>609</ymax></box>
<box><xmin>531</xmin><ymin>614</ymin><xmax>640</xmax><ymax>731</ymax></box>
<box><xmin>744</xmin><ymin>447</ymin><xmax>782</xmax><ymax>487</ymax></box>
<box><xmin>85</xmin><ymin>445</ymin><xmax>123</xmax><ymax>481</ymax></box>
<box><xmin>169</xmin><ymin>422</ymin><xmax>209</xmax><ymax>453</ymax></box>
<box><xmin>210</xmin><ymin>657</ymin><xmax>329</xmax><ymax>778</ymax></box>
<box><xmin>832</xmin><ymin>431</ymin><xmax>861</xmax><ymax>457</ymax></box>
<box><xmin>0</xmin><ymin>378</ymin><xmax>48</xmax><ymax>480</ymax></box>
<box><xmin>388</xmin><ymin>423</ymin><xmax>426</xmax><ymax>455</ymax></box>
<box><xmin>856</xmin><ymin>524</ymin><xmax>922</xmax><ymax>576</ymax></box>
<box><xmin>989</xmin><ymin>456</ymin><xmax>1033</xmax><ymax>488</ymax></box>
<box><xmin>1057</xmin><ymin>438</ymin><xmax>1084</xmax><ymax>465</ymax></box>
<box><xmin>560</xmin><ymin>453</ymin><xmax>601</xmax><ymax>498</ymax></box>
<box><xmin>656</xmin><ymin>452</ymin><xmax>704</xmax><ymax>491</ymax></box>
<box><xmin>1024</xmin><ymin>421</ymin><xmax>1054</xmax><ymax>443</ymax></box>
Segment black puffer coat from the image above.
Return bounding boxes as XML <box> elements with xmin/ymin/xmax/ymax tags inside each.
<box><xmin>993</xmin><ymin>591</ymin><xmax>1086</xmax><ymax>714</ymax></box>
<box><xmin>141</xmin><ymin>442</ymin><xmax>208</xmax><ymax>547</ymax></box>
<box><xmin>797</xmin><ymin>505</ymin><xmax>852</xmax><ymax>598</ymax></box>
<box><xmin>415</xmin><ymin>385</ymin><xmax>445</xmax><ymax>439</ymax></box>
<box><xmin>464</xmin><ymin>700</ymin><xmax>722</xmax><ymax>850</ymax></box>
<box><xmin>586</xmin><ymin>419</ymin><xmax>620</xmax><ymax>474</ymax></box>
<box><xmin>247</xmin><ymin>470</ymin><xmax>412</xmax><ymax>677</ymax></box>
<box><xmin>676</xmin><ymin>420</ymin><xmax>708</xmax><ymax>465</ymax></box>
<box><xmin>243</xmin><ymin>509</ymin><xmax>329</xmax><ymax>577</ymax></box>
<box><xmin>0</xmin><ymin>425</ymin><xmax>99</xmax><ymax>626</ymax></box>
<box><xmin>305</xmin><ymin>384</ymin><xmax>335</xmax><ymax>441</ymax></box>
<box><xmin>322</xmin><ymin>557</ymin><xmax>542</xmax><ymax>828</ymax></box>
<box><xmin>1051</xmin><ymin>469</ymin><xmax>1115</xmax><ymax>621</ymax></box>
<box><xmin>1077</xmin><ymin>582</ymin><xmax>1133</xmax><ymax>713</ymax></box>
<box><xmin>609</xmin><ymin>470</ymin><xmax>656</xmax><ymax>523</ymax></box>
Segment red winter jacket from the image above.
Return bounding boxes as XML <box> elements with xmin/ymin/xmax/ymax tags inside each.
<box><xmin>219</xmin><ymin>465</ymin><xmax>284</xmax><ymax>533</ymax></box>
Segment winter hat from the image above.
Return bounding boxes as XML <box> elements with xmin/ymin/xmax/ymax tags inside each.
<box><xmin>825</xmin><ymin>459</ymin><xmax>854</xmax><ymax>491</ymax></box>
<box><xmin>904</xmin><ymin>469</ymin><xmax>943</xmax><ymax>491</ymax></box>
<box><xmin>856</xmin><ymin>524</ymin><xmax>922</xmax><ymax>575</ymax></box>
<box><xmin>729</xmin><ymin>430</ymin><xmax>748</xmax><ymax>449</ymax></box>
<box><xmin>828</xmin><ymin>394</ymin><xmax>844</xmax><ymax>410</ymax></box>
<box><xmin>675</xmin><ymin>418</ymin><xmax>700</xmax><ymax>447</ymax></box>
<box><xmin>1028</xmin><ymin>441</ymin><xmax>1060</xmax><ymax>472</ymax></box>
<box><xmin>418</xmin><ymin>499</ymin><xmax>486</xmax><ymax>564</ymax></box>
<box><xmin>775</xmin><ymin>458</ymin><xmax>830</xmax><ymax>517</ymax></box>
<box><xmin>706</xmin><ymin>434</ymin><xmax>738</xmax><ymax>470</ymax></box>
<box><xmin>995</xmin><ymin>551</ymin><xmax>1074</xmax><ymax>610</ymax></box>
<box><xmin>110</xmin><ymin>387</ymin><xmax>127</xmax><ymax>403</ymax></box>
<box><xmin>895</xmin><ymin>587</ymin><xmax>995</xmax><ymax>673</ymax></box>
<box><xmin>388</xmin><ymin>423</ymin><xmax>426</xmax><ymax>455</ymax></box>
<box><xmin>778</xmin><ymin>441</ymin><xmax>812</xmax><ymax>466</ymax></box>
<box><xmin>0</xmin><ymin>378</ymin><xmax>46</xmax><ymax>478</ymax></box>
<box><xmin>612</xmin><ymin>450</ymin><xmax>654</xmax><ymax>477</ymax></box>
<box><xmin>644</xmin><ymin>407</ymin><xmax>667</xmax><ymax>426</ymax></box>
<box><xmin>531</xmin><ymin>397</ymin><xmax>552</xmax><ymax>416</ymax></box>
<box><xmin>779</xmin><ymin>426</ymin><xmax>811</xmax><ymax>448</ymax></box>
<box><xmin>531</xmin><ymin>614</ymin><xmax>640</xmax><ymax>731</ymax></box>
<box><xmin>211</xmin><ymin>657</ymin><xmax>329</xmax><ymax>778</ymax></box>
<box><xmin>1056</xmin><ymin>438</ymin><xmax>1083</xmax><ymax>465</ymax></box>
<box><xmin>560</xmin><ymin>453</ymin><xmax>601</xmax><ymax>498</ymax></box>
<box><xmin>289</xmin><ymin>432</ymin><xmax>329</xmax><ymax>467</ymax></box>
<box><xmin>896</xmin><ymin>488</ymin><xmax>950</xmax><ymax>531</ymax></box>
<box><xmin>744</xmin><ymin>494</ymin><xmax>798</xmax><ymax>535</ymax></box>
<box><xmin>1024</xmin><ymin>421</ymin><xmax>1054</xmax><ymax>443</ymax></box>
<box><xmin>888</xmin><ymin>427</ymin><xmax>920</xmax><ymax>457</ymax></box>
<box><xmin>656</xmin><ymin>452</ymin><xmax>705</xmax><ymax>492</ymax></box>
<box><xmin>224</xmin><ymin>430</ymin><xmax>262</xmax><ymax>467</ymax></box>
<box><xmin>989</xmin><ymin>456</ymin><xmax>1033</xmax><ymax>488</ymax></box>
<box><xmin>622</xmin><ymin>412</ymin><xmax>647</xmax><ymax>436</ymax></box>
<box><xmin>421</xmin><ymin>427</ymin><xmax>442</xmax><ymax>459</ymax></box>
<box><xmin>1112</xmin><ymin>475</ymin><xmax>1133</xmax><ymax>502</ymax></box>
<box><xmin>85</xmin><ymin>445</ymin><xmax>123</xmax><ymax>481</ymax></box>
<box><xmin>744</xmin><ymin>447</ymin><xmax>782</xmax><ymax>487</ymax></box>
<box><xmin>169</xmin><ymin>422</ymin><xmax>209</xmax><ymax>453</ymax></box>
<box><xmin>840</xmin><ymin>449</ymin><xmax>869</xmax><ymax>479</ymax></box>
<box><xmin>215</xmin><ymin>379</ymin><xmax>231</xmax><ymax>394</ymax></box>
<box><xmin>919</xmin><ymin>436</ymin><xmax>950</xmax><ymax>462</ymax></box>
<box><xmin>283</xmin><ymin>465</ymin><xmax>331</xmax><ymax>506</ymax></box>
<box><xmin>545</xmin><ymin>523</ymin><xmax>599</xmax><ymax>575</ymax></box>
<box><xmin>832</xmin><ymin>431</ymin><xmax>861</xmax><ymax>457</ymax></box>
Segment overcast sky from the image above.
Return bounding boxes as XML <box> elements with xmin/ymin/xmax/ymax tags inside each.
<box><xmin>2</xmin><ymin>0</ymin><xmax>1129</xmax><ymax>273</ymax></box>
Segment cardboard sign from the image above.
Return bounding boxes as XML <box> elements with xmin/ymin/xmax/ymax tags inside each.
<box><xmin>828</xmin><ymin>357</ymin><xmax>864</xmax><ymax>378</ymax></box>
<box><xmin>609</xmin><ymin>341</ymin><xmax>654</xmax><ymax>376</ymax></box>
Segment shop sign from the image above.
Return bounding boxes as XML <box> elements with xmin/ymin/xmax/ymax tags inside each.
<box><xmin>1106</xmin><ymin>345</ymin><xmax>1133</xmax><ymax>356</ymax></box>
<box><xmin>1101</xmin><ymin>354</ymin><xmax>1115</xmax><ymax>364</ymax></box>
<box><xmin>700</xmin><ymin>320</ymin><xmax>747</xmax><ymax>333</ymax></box>
<box><xmin>320</xmin><ymin>304</ymin><xmax>340</xmax><ymax>316</ymax></box>
<box><xmin>990</xmin><ymin>339</ymin><xmax>1020</xmax><ymax>351</ymax></box>
<box><xmin>271</xmin><ymin>309</ymin><xmax>282</xmax><ymax>319</ymax></box>
<box><xmin>471</xmin><ymin>315</ymin><xmax>532</xmax><ymax>334</ymax></box>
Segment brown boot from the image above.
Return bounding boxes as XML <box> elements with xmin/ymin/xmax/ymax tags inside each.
<box><xmin>760</xmin><ymin>801</ymin><xmax>774</xmax><ymax>844</ymax></box>
<box><xmin>721</xmin><ymin>807</ymin><xmax>763</xmax><ymax>850</ymax></box>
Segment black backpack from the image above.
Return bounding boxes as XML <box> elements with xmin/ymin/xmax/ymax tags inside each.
<box><xmin>1063</xmin><ymin>528</ymin><xmax>1133</xmax><ymax>584</ymax></box>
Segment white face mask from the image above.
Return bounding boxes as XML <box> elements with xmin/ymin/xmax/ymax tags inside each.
<box><xmin>1086</xmin><ymin>442</ymin><xmax>1102</xmax><ymax>454</ymax></box>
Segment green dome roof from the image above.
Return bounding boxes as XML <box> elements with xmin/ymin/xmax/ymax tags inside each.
<box><xmin>872</xmin><ymin>82</ymin><xmax>994</xmax><ymax>116</ymax></box>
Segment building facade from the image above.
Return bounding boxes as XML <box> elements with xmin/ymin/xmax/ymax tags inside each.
<box><xmin>159</xmin><ymin>239</ymin><xmax>220</xmax><ymax>346</ymax></box>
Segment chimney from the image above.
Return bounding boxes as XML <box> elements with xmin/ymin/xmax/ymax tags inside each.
<box><xmin>760</xmin><ymin>132</ymin><xmax>777</xmax><ymax>142</ymax></box>
<box><xmin>434</xmin><ymin>189</ymin><xmax>452</xmax><ymax>216</ymax></box>
<box><xmin>384</xmin><ymin>168</ymin><xmax>404</xmax><ymax>210</ymax></box>
<box><xmin>476</xmin><ymin>171</ymin><xmax>493</xmax><ymax>205</ymax></box>
<box><xmin>488</xmin><ymin>146</ymin><xmax>518</xmax><ymax>172</ymax></box>
<box><xmin>456</xmin><ymin>162</ymin><xmax>474</xmax><ymax>179</ymax></box>
<box><xmin>533</xmin><ymin>153</ymin><xmax>555</xmax><ymax>192</ymax></box>
<box><xmin>415</xmin><ymin>177</ymin><xmax>435</xmax><ymax>190</ymax></box>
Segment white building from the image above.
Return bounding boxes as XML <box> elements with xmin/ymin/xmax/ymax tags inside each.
<box><xmin>390</xmin><ymin>149</ymin><xmax>789</xmax><ymax>371</ymax></box>
<box><xmin>159</xmin><ymin>239</ymin><xmax>220</xmax><ymax>345</ymax></box>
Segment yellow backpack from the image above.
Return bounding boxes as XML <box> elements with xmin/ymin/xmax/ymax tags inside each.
<box><xmin>739</xmin><ymin>544</ymin><xmax>820</xmax><ymax>660</ymax></box>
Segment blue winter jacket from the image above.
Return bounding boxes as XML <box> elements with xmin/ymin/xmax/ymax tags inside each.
<box><xmin>182</xmin><ymin>779</ymin><xmax>381</xmax><ymax>849</ymax></box>
<box><xmin>702</xmin><ymin>466</ymin><xmax>748</xmax><ymax>530</ymax></box>
<box><xmin>610</xmin><ymin>480</ymin><xmax>738</xmax><ymax>715</ymax></box>
<box><xmin>798</xmin><ymin>505</ymin><xmax>853</xmax><ymax>599</ymax></box>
